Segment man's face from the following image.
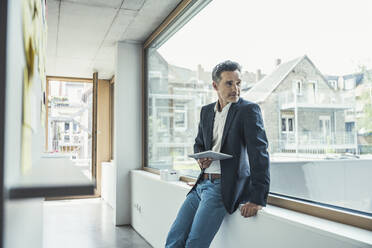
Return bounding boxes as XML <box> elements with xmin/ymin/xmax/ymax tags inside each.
<box><xmin>213</xmin><ymin>70</ymin><xmax>241</xmax><ymax>104</ymax></box>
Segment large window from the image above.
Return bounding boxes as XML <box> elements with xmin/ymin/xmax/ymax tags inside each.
<box><xmin>145</xmin><ymin>0</ymin><xmax>372</xmax><ymax>220</ymax></box>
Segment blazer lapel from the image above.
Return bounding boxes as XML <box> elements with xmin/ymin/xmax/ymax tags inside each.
<box><xmin>221</xmin><ymin>98</ymin><xmax>242</xmax><ymax>148</ymax></box>
<box><xmin>205</xmin><ymin>104</ymin><xmax>215</xmax><ymax>150</ymax></box>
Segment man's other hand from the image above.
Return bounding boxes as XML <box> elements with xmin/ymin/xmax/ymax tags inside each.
<box><xmin>198</xmin><ymin>158</ymin><xmax>212</xmax><ymax>169</ymax></box>
<box><xmin>240</xmin><ymin>202</ymin><xmax>262</xmax><ymax>218</ymax></box>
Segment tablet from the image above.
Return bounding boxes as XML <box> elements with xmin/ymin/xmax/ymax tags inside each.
<box><xmin>188</xmin><ymin>151</ymin><xmax>233</xmax><ymax>161</ymax></box>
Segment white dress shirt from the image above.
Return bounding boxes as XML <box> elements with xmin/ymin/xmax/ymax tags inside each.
<box><xmin>204</xmin><ymin>102</ymin><xmax>232</xmax><ymax>174</ymax></box>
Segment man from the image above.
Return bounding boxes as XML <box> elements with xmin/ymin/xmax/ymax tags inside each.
<box><xmin>165</xmin><ymin>60</ymin><xmax>270</xmax><ymax>248</ymax></box>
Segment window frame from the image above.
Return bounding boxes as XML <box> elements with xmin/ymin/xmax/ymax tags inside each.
<box><xmin>141</xmin><ymin>0</ymin><xmax>372</xmax><ymax>231</ymax></box>
<box><xmin>281</xmin><ymin>115</ymin><xmax>295</xmax><ymax>133</ymax></box>
<box><xmin>328</xmin><ymin>79</ymin><xmax>338</xmax><ymax>90</ymax></box>
<box><xmin>174</xmin><ymin>105</ymin><xmax>188</xmax><ymax>132</ymax></box>
<box><xmin>307</xmin><ymin>80</ymin><xmax>318</xmax><ymax>100</ymax></box>
<box><xmin>345</xmin><ymin>78</ymin><xmax>356</xmax><ymax>90</ymax></box>
<box><xmin>293</xmin><ymin>80</ymin><xmax>303</xmax><ymax>96</ymax></box>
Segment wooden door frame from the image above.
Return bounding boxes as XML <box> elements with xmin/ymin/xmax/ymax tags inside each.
<box><xmin>45</xmin><ymin>76</ymin><xmax>100</xmax><ymax>199</ymax></box>
<box><xmin>92</xmin><ymin>73</ymin><xmax>98</xmax><ymax>195</ymax></box>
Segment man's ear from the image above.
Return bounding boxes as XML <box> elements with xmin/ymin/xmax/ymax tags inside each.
<box><xmin>212</xmin><ymin>81</ymin><xmax>218</xmax><ymax>91</ymax></box>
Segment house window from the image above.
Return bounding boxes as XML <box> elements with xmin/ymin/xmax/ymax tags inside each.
<box><xmin>158</xmin><ymin>147</ymin><xmax>170</xmax><ymax>158</ymax></box>
<box><xmin>73</xmin><ymin>122</ymin><xmax>78</xmax><ymax>133</ymax></box>
<box><xmin>288</xmin><ymin>118</ymin><xmax>293</xmax><ymax>131</ymax></box>
<box><xmin>174</xmin><ymin>104</ymin><xmax>187</xmax><ymax>131</ymax></box>
<box><xmin>174</xmin><ymin>110</ymin><xmax>187</xmax><ymax>131</ymax></box>
<box><xmin>307</xmin><ymin>81</ymin><xmax>317</xmax><ymax>103</ymax></box>
<box><xmin>281</xmin><ymin>118</ymin><xmax>286</xmax><ymax>131</ymax></box>
<box><xmin>293</xmin><ymin>80</ymin><xmax>302</xmax><ymax>95</ymax></box>
<box><xmin>157</xmin><ymin>108</ymin><xmax>171</xmax><ymax>131</ymax></box>
<box><xmin>345</xmin><ymin>122</ymin><xmax>355</xmax><ymax>132</ymax></box>
<box><xmin>328</xmin><ymin>80</ymin><xmax>337</xmax><ymax>89</ymax></box>
<box><xmin>309</xmin><ymin>81</ymin><xmax>316</xmax><ymax>94</ymax></box>
<box><xmin>65</xmin><ymin>122</ymin><xmax>70</xmax><ymax>131</ymax></box>
<box><xmin>344</xmin><ymin>79</ymin><xmax>355</xmax><ymax>90</ymax></box>
<box><xmin>281</xmin><ymin>116</ymin><xmax>294</xmax><ymax>132</ymax></box>
<box><xmin>173</xmin><ymin>147</ymin><xmax>187</xmax><ymax>161</ymax></box>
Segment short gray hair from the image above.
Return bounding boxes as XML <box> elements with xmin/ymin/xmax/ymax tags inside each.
<box><xmin>212</xmin><ymin>60</ymin><xmax>241</xmax><ymax>82</ymax></box>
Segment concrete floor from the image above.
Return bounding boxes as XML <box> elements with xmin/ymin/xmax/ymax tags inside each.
<box><xmin>43</xmin><ymin>198</ymin><xmax>152</xmax><ymax>248</ymax></box>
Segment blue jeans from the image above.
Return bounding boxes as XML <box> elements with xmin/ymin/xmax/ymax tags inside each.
<box><xmin>165</xmin><ymin>178</ymin><xmax>227</xmax><ymax>248</ymax></box>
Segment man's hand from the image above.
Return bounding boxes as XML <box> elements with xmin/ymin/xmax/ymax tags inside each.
<box><xmin>197</xmin><ymin>158</ymin><xmax>212</xmax><ymax>169</ymax></box>
<box><xmin>240</xmin><ymin>202</ymin><xmax>262</xmax><ymax>218</ymax></box>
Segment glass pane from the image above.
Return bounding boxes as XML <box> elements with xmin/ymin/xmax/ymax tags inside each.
<box><xmin>281</xmin><ymin>118</ymin><xmax>286</xmax><ymax>131</ymax></box>
<box><xmin>147</xmin><ymin>49</ymin><xmax>215</xmax><ymax>177</ymax></box>
<box><xmin>175</xmin><ymin>111</ymin><xmax>186</xmax><ymax>129</ymax></box>
<box><xmin>146</xmin><ymin>0</ymin><xmax>372</xmax><ymax>215</ymax></box>
<box><xmin>47</xmin><ymin>80</ymin><xmax>93</xmax><ymax>180</ymax></box>
<box><xmin>288</xmin><ymin>119</ymin><xmax>293</xmax><ymax>132</ymax></box>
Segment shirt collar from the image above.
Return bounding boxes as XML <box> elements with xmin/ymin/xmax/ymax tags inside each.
<box><xmin>214</xmin><ymin>101</ymin><xmax>232</xmax><ymax>113</ymax></box>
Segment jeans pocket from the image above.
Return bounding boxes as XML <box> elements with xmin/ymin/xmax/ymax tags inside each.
<box><xmin>212</xmin><ymin>179</ymin><xmax>221</xmax><ymax>185</ymax></box>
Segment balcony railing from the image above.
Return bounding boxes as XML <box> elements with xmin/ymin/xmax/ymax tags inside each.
<box><xmin>278</xmin><ymin>91</ymin><xmax>355</xmax><ymax>109</ymax></box>
<box><xmin>280</xmin><ymin>131</ymin><xmax>356</xmax><ymax>146</ymax></box>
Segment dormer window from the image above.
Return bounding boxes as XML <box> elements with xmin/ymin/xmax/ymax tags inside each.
<box><xmin>344</xmin><ymin>79</ymin><xmax>355</xmax><ymax>90</ymax></box>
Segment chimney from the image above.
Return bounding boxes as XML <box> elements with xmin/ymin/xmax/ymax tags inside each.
<box><xmin>275</xmin><ymin>58</ymin><xmax>281</xmax><ymax>67</ymax></box>
<box><xmin>256</xmin><ymin>69</ymin><xmax>262</xmax><ymax>82</ymax></box>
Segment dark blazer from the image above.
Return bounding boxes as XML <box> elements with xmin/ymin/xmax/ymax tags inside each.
<box><xmin>189</xmin><ymin>97</ymin><xmax>270</xmax><ymax>214</ymax></box>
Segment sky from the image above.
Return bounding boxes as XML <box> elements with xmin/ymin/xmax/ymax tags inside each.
<box><xmin>158</xmin><ymin>0</ymin><xmax>372</xmax><ymax>76</ymax></box>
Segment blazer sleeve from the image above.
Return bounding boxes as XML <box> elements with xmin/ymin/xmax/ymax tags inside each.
<box><xmin>243</xmin><ymin>103</ymin><xmax>270</xmax><ymax>206</ymax></box>
<box><xmin>194</xmin><ymin>107</ymin><xmax>205</xmax><ymax>154</ymax></box>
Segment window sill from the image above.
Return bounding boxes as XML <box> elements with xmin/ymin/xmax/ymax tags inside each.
<box><xmin>141</xmin><ymin>167</ymin><xmax>372</xmax><ymax>231</ymax></box>
<box><xmin>261</xmin><ymin>205</ymin><xmax>372</xmax><ymax>247</ymax></box>
<box><xmin>135</xmin><ymin>169</ymin><xmax>372</xmax><ymax>247</ymax></box>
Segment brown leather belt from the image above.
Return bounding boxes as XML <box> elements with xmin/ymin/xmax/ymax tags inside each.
<box><xmin>202</xmin><ymin>173</ymin><xmax>221</xmax><ymax>182</ymax></box>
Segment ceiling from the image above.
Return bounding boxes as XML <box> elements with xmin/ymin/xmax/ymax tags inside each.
<box><xmin>46</xmin><ymin>0</ymin><xmax>182</xmax><ymax>79</ymax></box>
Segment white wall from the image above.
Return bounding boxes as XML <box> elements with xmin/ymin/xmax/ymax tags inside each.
<box><xmin>4</xmin><ymin>0</ymin><xmax>24</xmax><ymax>186</ymax></box>
<box><xmin>113</xmin><ymin>41</ymin><xmax>143</xmax><ymax>225</ymax></box>
<box><xmin>131</xmin><ymin>170</ymin><xmax>372</xmax><ymax>248</ymax></box>
<box><xmin>101</xmin><ymin>161</ymin><xmax>115</xmax><ymax>209</ymax></box>
<box><xmin>4</xmin><ymin>0</ymin><xmax>45</xmax><ymax>247</ymax></box>
<box><xmin>4</xmin><ymin>199</ymin><xmax>43</xmax><ymax>248</ymax></box>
